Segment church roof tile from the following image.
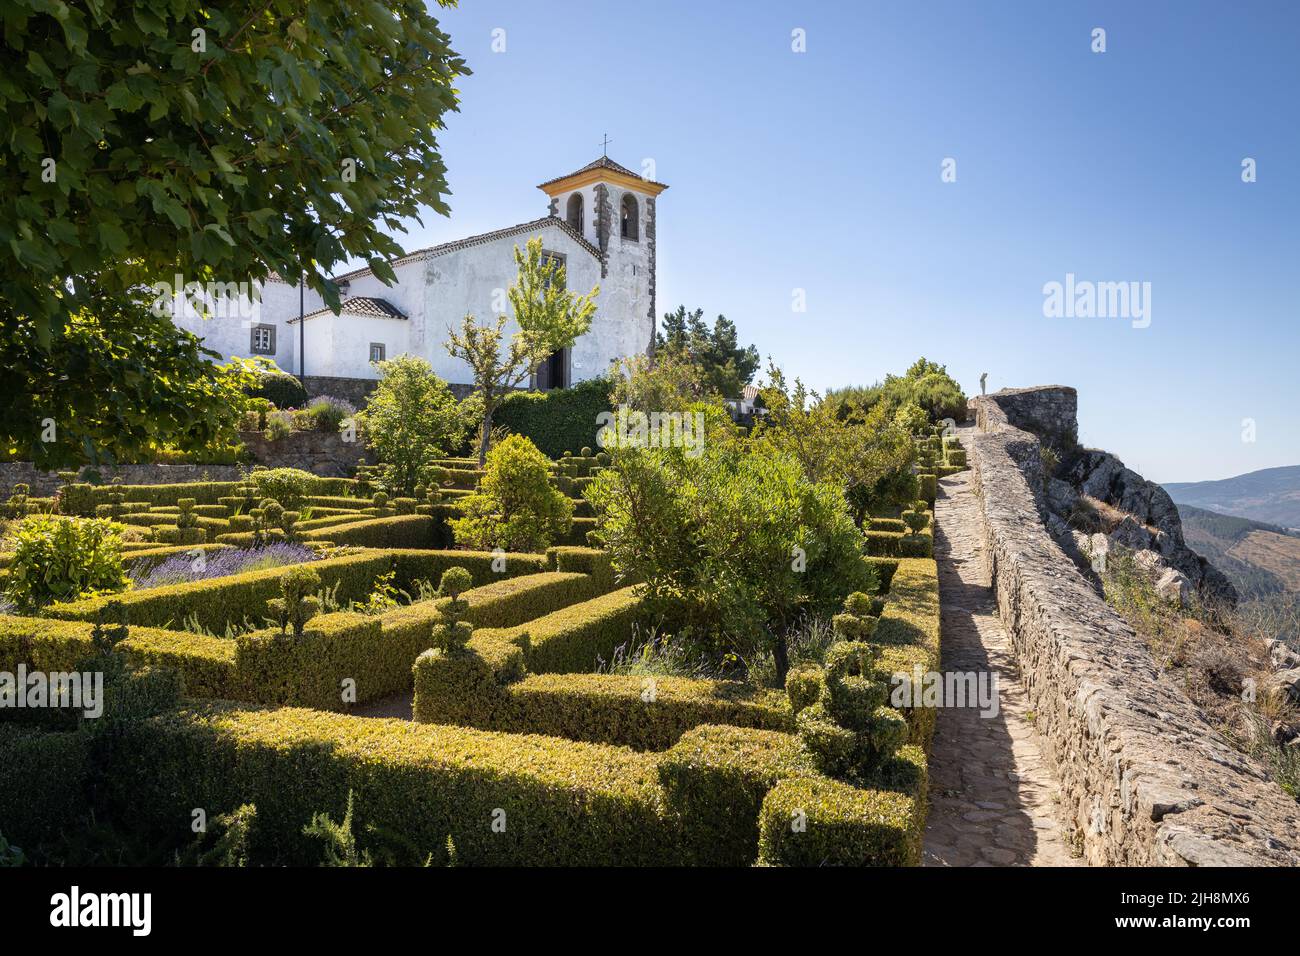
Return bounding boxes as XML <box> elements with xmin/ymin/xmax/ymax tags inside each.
<box><xmin>289</xmin><ymin>296</ymin><xmax>408</xmax><ymax>324</ymax></box>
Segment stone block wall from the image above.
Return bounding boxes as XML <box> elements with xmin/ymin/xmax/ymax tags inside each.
<box><xmin>0</xmin><ymin>433</ymin><xmax>375</xmax><ymax>496</ymax></box>
<box><xmin>237</xmin><ymin>430</ymin><xmax>374</xmax><ymax>477</ymax></box>
<box><xmin>0</xmin><ymin>463</ymin><xmax>244</xmax><ymax>498</ymax></box>
<box><xmin>968</xmin><ymin>389</ymin><xmax>1300</xmax><ymax>865</ymax></box>
<box><xmin>976</xmin><ymin>385</ymin><xmax>1078</xmax><ymax>450</ymax></box>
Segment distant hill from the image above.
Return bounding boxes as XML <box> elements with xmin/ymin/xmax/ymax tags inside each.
<box><xmin>1164</xmin><ymin>465</ymin><xmax>1300</xmax><ymax>530</ymax></box>
<box><xmin>1176</xmin><ymin>504</ymin><xmax>1300</xmax><ymax>599</ymax></box>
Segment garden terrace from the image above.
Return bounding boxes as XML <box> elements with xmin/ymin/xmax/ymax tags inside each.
<box><xmin>0</xmin><ymin>438</ymin><xmax>952</xmax><ymax>867</ymax></box>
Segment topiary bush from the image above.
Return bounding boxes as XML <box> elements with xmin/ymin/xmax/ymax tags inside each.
<box><xmin>250</xmin><ymin>368</ymin><xmax>308</xmax><ymax>409</ymax></box>
<box><xmin>251</xmin><ymin>468</ymin><xmax>313</xmax><ymax>509</ymax></box>
<box><xmin>266</xmin><ymin>566</ymin><xmax>322</xmax><ymax>637</ymax></box>
<box><xmin>787</xmin><ymin>592</ymin><xmax>907</xmax><ymax>782</ymax></box>
<box><xmin>450</xmin><ymin>434</ymin><xmax>574</xmax><ymax>553</ymax></box>
<box><xmin>431</xmin><ymin>567</ymin><xmax>474</xmax><ymax>652</ymax></box>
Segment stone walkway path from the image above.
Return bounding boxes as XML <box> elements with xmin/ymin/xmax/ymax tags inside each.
<box><xmin>922</xmin><ymin>444</ymin><xmax>1080</xmax><ymax>866</ymax></box>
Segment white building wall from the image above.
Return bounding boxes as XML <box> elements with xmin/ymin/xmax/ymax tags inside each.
<box><xmin>169</xmin><ymin>176</ymin><xmax>658</xmax><ymax>388</ymax></box>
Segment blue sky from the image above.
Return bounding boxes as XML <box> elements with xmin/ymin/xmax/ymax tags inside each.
<box><xmin>388</xmin><ymin>0</ymin><xmax>1298</xmax><ymax>483</ymax></box>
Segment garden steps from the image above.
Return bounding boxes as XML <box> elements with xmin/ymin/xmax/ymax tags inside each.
<box><xmin>922</xmin><ymin>438</ymin><xmax>1080</xmax><ymax>867</ymax></box>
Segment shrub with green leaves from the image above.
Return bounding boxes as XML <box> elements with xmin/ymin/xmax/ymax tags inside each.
<box><xmin>787</xmin><ymin>593</ymin><xmax>907</xmax><ymax>781</ymax></box>
<box><xmin>266</xmin><ymin>566</ymin><xmax>322</xmax><ymax>637</ymax></box>
<box><xmin>451</xmin><ymin>434</ymin><xmax>574</xmax><ymax>553</ymax></box>
<box><xmin>585</xmin><ymin>432</ymin><xmax>871</xmax><ymax>682</ymax></box>
<box><xmin>3</xmin><ymin>515</ymin><xmax>128</xmax><ymax>611</ymax></box>
<box><xmin>250</xmin><ymin>369</ymin><xmax>308</xmax><ymax>410</ymax></box>
<box><xmin>250</xmin><ymin>468</ymin><xmax>313</xmax><ymax>509</ymax></box>
<box><xmin>355</xmin><ymin>356</ymin><xmax>464</xmax><ymax>495</ymax></box>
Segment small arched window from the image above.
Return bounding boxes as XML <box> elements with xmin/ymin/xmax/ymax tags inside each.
<box><xmin>566</xmin><ymin>193</ymin><xmax>584</xmax><ymax>233</ymax></box>
<box><xmin>620</xmin><ymin>193</ymin><xmax>639</xmax><ymax>241</ymax></box>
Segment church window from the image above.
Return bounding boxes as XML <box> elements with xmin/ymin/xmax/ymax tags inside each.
<box><xmin>540</xmin><ymin>251</ymin><xmax>566</xmax><ymax>290</ymax></box>
<box><xmin>369</xmin><ymin>342</ymin><xmax>386</xmax><ymax>363</ymax></box>
<box><xmin>566</xmin><ymin>193</ymin><xmax>584</xmax><ymax>233</ymax></box>
<box><xmin>250</xmin><ymin>324</ymin><xmax>276</xmax><ymax>355</ymax></box>
<box><xmin>620</xmin><ymin>193</ymin><xmax>639</xmax><ymax>241</ymax></box>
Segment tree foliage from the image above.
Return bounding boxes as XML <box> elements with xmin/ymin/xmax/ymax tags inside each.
<box><xmin>754</xmin><ymin>362</ymin><xmax>915</xmax><ymax>524</ymax></box>
<box><xmin>446</xmin><ymin>238</ymin><xmax>598</xmax><ymax>465</ymax></box>
<box><xmin>608</xmin><ymin>353</ymin><xmax>727</xmax><ymax>414</ymax></box>
<box><xmin>450</xmin><ymin>434</ymin><xmax>574</xmax><ymax>553</ymax></box>
<box><xmin>824</xmin><ymin>357</ymin><xmax>967</xmax><ymax>426</ymax></box>
<box><xmin>654</xmin><ymin>305</ymin><xmax>760</xmax><ymax>399</ymax></box>
<box><xmin>354</xmin><ymin>355</ymin><xmax>463</xmax><ymax>496</ymax></box>
<box><xmin>1</xmin><ymin>282</ymin><xmax>257</xmax><ymax>468</ymax></box>
<box><xmin>585</xmin><ymin>433</ymin><xmax>870</xmax><ymax>681</ymax></box>
<box><xmin>1</xmin><ymin>0</ymin><xmax>467</xmax><ymax>460</ymax></box>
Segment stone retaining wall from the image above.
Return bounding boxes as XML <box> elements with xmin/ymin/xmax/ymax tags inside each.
<box><xmin>0</xmin><ymin>432</ymin><xmax>374</xmax><ymax>496</ymax></box>
<box><xmin>0</xmin><ymin>462</ymin><xmax>245</xmax><ymax>498</ymax></box>
<box><xmin>968</xmin><ymin>388</ymin><xmax>1300</xmax><ymax>865</ymax></box>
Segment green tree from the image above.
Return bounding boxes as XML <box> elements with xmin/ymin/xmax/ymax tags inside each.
<box><xmin>607</xmin><ymin>353</ymin><xmax>725</xmax><ymax>414</ymax></box>
<box><xmin>2</xmin><ymin>283</ymin><xmax>258</xmax><ymax>468</ymax></box>
<box><xmin>655</xmin><ymin>306</ymin><xmax>760</xmax><ymax>399</ymax></box>
<box><xmin>755</xmin><ymin>363</ymin><xmax>915</xmax><ymax>526</ymax></box>
<box><xmin>1</xmin><ymin>0</ymin><xmax>467</xmax><ymax>460</ymax></box>
<box><xmin>586</xmin><ymin>435</ymin><xmax>870</xmax><ymax>682</ymax></box>
<box><xmin>824</xmin><ymin>357</ymin><xmax>967</xmax><ymax>425</ymax></box>
<box><xmin>354</xmin><ymin>356</ymin><xmax>462</xmax><ymax>495</ymax></box>
<box><xmin>446</xmin><ymin>238</ymin><xmax>598</xmax><ymax>466</ymax></box>
<box><xmin>450</xmin><ymin>434</ymin><xmax>574</xmax><ymax>552</ymax></box>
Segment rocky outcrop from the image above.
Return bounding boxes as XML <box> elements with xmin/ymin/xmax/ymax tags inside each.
<box><xmin>976</xmin><ymin>386</ymin><xmax>1236</xmax><ymax>608</ymax></box>
<box><xmin>1059</xmin><ymin>446</ymin><xmax>1236</xmax><ymax>606</ymax></box>
<box><xmin>966</xmin><ymin>388</ymin><xmax>1300</xmax><ymax>866</ymax></box>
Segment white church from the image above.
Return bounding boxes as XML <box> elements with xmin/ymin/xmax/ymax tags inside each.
<box><xmin>172</xmin><ymin>156</ymin><xmax>668</xmax><ymax>397</ymax></box>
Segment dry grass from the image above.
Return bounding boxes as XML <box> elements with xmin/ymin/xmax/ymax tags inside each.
<box><xmin>1101</xmin><ymin>549</ymin><xmax>1299</xmax><ymax>798</ymax></box>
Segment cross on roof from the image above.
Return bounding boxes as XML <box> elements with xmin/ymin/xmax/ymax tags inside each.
<box><xmin>600</xmin><ymin>133</ymin><xmax>612</xmax><ymax>157</ymax></box>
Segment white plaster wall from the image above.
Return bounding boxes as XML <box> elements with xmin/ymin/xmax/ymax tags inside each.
<box><xmin>300</xmin><ymin>313</ymin><xmax>410</xmax><ymax>380</ymax></box>
<box><xmin>167</xmin><ymin>178</ymin><xmax>658</xmax><ymax>386</ymax></box>
<box><xmin>169</xmin><ymin>276</ymin><xmax>327</xmax><ymax>375</ymax></box>
<box><xmin>418</xmin><ymin>222</ymin><xmax>629</xmax><ymax>387</ymax></box>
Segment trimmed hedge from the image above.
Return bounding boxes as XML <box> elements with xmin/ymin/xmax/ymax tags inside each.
<box><xmin>556</xmin><ymin>516</ymin><xmax>598</xmax><ymax>547</ymax></box>
<box><xmin>484</xmin><ymin>584</ymin><xmax>644</xmax><ymax>673</ymax></box>
<box><xmin>109</xmin><ymin>701</ymin><xmax>679</xmax><ymax>865</ymax></box>
<box><xmin>757</xmin><ymin>744</ymin><xmax>928</xmax><ymax>866</ymax></box>
<box><xmin>865</xmin><ymin>530</ymin><xmax>933</xmax><ymax>558</ymax></box>
<box><xmin>658</xmin><ymin>724</ymin><xmax>815</xmax><ymax>865</ymax></box>
<box><xmin>45</xmin><ymin>549</ymin><xmax>547</xmax><ymax>634</ymax></box>
<box><xmin>0</xmin><ymin>724</ymin><xmax>93</xmax><ymax>853</ymax></box>
<box><xmin>301</xmin><ymin>514</ymin><xmax>441</xmax><ymax>548</ymax></box>
<box><xmin>0</xmin><ymin>614</ymin><xmax>236</xmax><ymax>699</ymax></box>
<box><xmin>45</xmin><ymin>551</ymin><xmax>394</xmax><ymax>632</ymax></box>
<box><xmin>872</xmin><ymin>558</ymin><xmax>942</xmax><ymax>747</ymax></box>
<box><xmin>868</xmin><ymin>518</ymin><xmax>907</xmax><ymax>533</ymax></box>
<box><xmin>917</xmin><ymin>473</ymin><xmax>937</xmax><ymax>504</ymax></box>
<box><xmin>61</xmin><ymin>481</ymin><xmax>237</xmax><ymax>515</ymax></box>
<box><xmin>492</xmin><ymin>376</ymin><xmax>612</xmax><ymax>459</ymax></box>
<box><xmin>414</xmin><ymin>659</ymin><xmax>792</xmax><ymax>751</ymax></box>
